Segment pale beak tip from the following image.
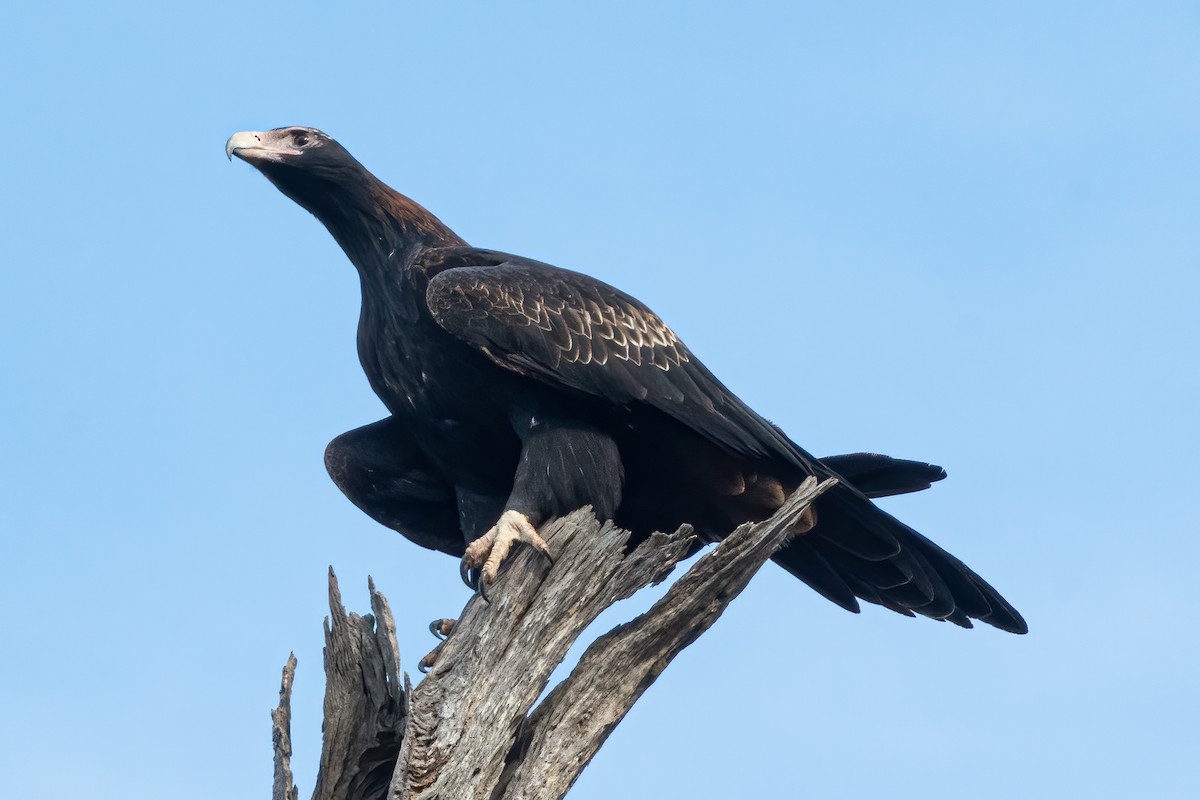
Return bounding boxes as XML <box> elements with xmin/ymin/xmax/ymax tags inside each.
<box><xmin>225</xmin><ymin>131</ymin><xmax>260</xmax><ymax>163</ymax></box>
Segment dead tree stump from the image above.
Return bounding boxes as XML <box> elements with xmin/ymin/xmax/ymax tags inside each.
<box><xmin>271</xmin><ymin>476</ymin><xmax>836</xmax><ymax>800</ymax></box>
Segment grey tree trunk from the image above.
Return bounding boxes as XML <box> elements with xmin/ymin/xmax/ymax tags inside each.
<box><xmin>271</xmin><ymin>476</ymin><xmax>836</xmax><ymax>800</ymax></box>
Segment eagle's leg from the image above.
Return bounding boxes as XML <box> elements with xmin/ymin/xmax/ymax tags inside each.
<box><xmin>459</xmin><ymin>412</ymin><xmax>624</xmax><ymax>595</ymax></box>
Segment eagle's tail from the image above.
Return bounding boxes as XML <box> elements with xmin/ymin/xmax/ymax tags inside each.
<box><xmin>770</xmin><ymin>480</ymin><xmax>1027</xmax><ymax>634</ymax></box>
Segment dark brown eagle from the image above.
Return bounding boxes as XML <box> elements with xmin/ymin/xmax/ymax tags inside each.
<box><xmin>227</xmin><ymin>126</ymin><xmax>1026</xmax><ymax>633</ymax></box>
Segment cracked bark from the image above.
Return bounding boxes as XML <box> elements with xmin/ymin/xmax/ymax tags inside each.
<box><xmin>270</xmin><ymin>476</ymin><xmax>836</xmax><ymax>800</ymax></box>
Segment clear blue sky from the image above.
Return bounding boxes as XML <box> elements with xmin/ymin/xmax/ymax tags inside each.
<box><xmin>2</xmin><ymin>2</ymin><xmax>1197</xmax><ymax>798</ymax></box>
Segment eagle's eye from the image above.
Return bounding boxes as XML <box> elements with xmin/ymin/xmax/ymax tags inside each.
<box><xmin>292</xmin><ymin>131</ymin><xmax>310</xmax><ymax>147</ymax></box>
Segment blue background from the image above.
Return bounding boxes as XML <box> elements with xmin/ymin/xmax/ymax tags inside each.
<box><xmin>3</xmin><ymin>2</ymin><xmax>1197</xmax><ymax>798</ymax></box>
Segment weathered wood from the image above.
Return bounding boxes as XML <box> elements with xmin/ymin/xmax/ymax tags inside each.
<box><xmin>391</xmin><ymin>511</ymin><xmax>697</xmax><ymax>800</ymax></box>
<box><xmin>271</xmin><ymin>653</ymin><xmax>299</xmax><ymax>800</ymax></box>
<box><xmin>275</xmin><ymin>477</ymin><xmax>836</xmax><ymax>800</ymax></box>
<box><xmin>311</xmin><ymin>570</ymin><xmax>408</xmax><ymax>800</ymax></box>
<box><xmin>499</xmin><ymin>476</ymin><xmax>835</xmax><ymax>800</ymax></box>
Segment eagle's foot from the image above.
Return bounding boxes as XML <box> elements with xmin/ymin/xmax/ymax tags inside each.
<box><xmin>429</xmin><ymin>618</ymin><xmax>456</xmax><ymax>641</ymax></box>
<box><xmin>459</xmin><ymin>510</ymin><xmax>553</xmax><ymax>596</ymax></box>
<box><xmin>418</xmin><ymin>642</ymin><xmax>442</xmax><ymax>674</ymax></box>
<box><xmin>781</xmin><ymin>503</ymin><xmax>819</xmax><ymax>541</ymax></box>
<box><xmin>794</xmin><ymin>504</ymin><xmax>818</xmax><ymax>535</ymax></box>
<box><xmin>417</xmin><ymin>618</ymin><xmax>457</xmax><ymax>673</ymax></box>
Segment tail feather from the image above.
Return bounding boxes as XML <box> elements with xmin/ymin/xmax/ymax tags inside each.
<box><xmin>907</xmin><ymin>535</ymin><xmax>995</xmax><ymax>619</ymax></box>
<box><xmin>841</xmin><ymin>573</ymin><xmax>916</xmax><ymax>617</ymax></box>
<box><xmin>819</xmin><ymin>544</ymin><xmax>913</xmax><ymax>591</ymax></box>
<box><xmin>771</xmin><ymin>482</ymin><xmax>1028</xmax><ymax>634</ymax></box>
<box><xmin>908</xmin><ymin>531</ymin><xmax>1027</xmax><ymax>633</ymax></box>
<box><xmin>945</xmin><ymin>608</ymin><xmax>975</xmax><ymax>629</ymax></box>
<box><xmin>815</xmin><ymin>502</ymin><xmax>904</xmax><ymax>562</ymax></box>
<box><xmin>818</xmin><ymin>452</ymin><xmax>947</xmax><ymax>498</ymax></box>
<box><xmin>779</xmin><ymin>538</ymin><xmax>862</xmax><ymax>614</ymax></box>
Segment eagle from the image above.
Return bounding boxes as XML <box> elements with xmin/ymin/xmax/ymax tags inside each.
<box><xmin>226</xmin><ymin>126</ymin><xmax>1026</xmax><ymax>634</ymax></box>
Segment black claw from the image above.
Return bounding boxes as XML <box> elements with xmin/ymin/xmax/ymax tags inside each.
<box><xmin>428</xmin><ymin>618</ymin><xmax>455</xmax><ymax>640</ymax></box>
<box><xmin>460</xmin><ymin>560</ymin><xmax>479</xmax><ymax>590</ymax></box>
<box><xmin>418</xmin><ymin>642</ymin><xmax>442</xmax><ymax>674</ymax></box>
<box><xmin>478</xmin><ymin>576</ymin><xmax>493</xmax><ymax>604</ymax></box>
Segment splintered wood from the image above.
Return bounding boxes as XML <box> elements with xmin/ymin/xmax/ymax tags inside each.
<box><xmin>271</xmin><ymin>477</ymin><xmax>836</xmax><ymax>800</ymax></box>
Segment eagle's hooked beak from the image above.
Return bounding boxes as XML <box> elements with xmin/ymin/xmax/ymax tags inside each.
<box><xmin>225</xmin><ymin>131</ymin><xmax>264</xmax><ymax>161</ymax></box>
<box><xmin>226</xmin><ymin>130</ymin><xmax>300</xmax><ymax>163</ymax></box>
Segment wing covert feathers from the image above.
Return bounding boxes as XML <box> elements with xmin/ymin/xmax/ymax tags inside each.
<box><xmin>426</xmin><ymin>262</ymin><xmax>691</xmax><ymax>371</ymax></box>
<box><xmin>424</xmin><ymin>253</ymin><xmax>809</xmax><ymax>465</ymax></box>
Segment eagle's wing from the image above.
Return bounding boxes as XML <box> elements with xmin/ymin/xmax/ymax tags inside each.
<box><xmin>423</xmin><ymin>249</ymin><xmax>814</xmax><ymax>470</ymax></box>
<box><xmin>421</xmin><ymin>248</ymin><xmax>1027</xmax><ymax>634</ymax></box>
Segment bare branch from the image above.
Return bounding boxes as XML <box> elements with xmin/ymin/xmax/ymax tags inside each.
<box><xmin>501</xmin><ymin>477</ymin><xmax>836</xmax><ymax>799</ymax></box>
<box><xmin>271</xmin><ymin>653</ymin><xmax>299</xmax><ymax>800</ymax></box>
<box><xmin>390</xmin><ymin>514</ymin><xmax>695</xmax><ymax>800</ymax></box>
<box><xmin>273</xmin><ymin>479</ymin><xmax>835</xmax><ymax>800</ymax></box>
<box><xmin>311</xmin><ymin>569</ymin><xmax>407</xmax><ymax>800</ymax></box>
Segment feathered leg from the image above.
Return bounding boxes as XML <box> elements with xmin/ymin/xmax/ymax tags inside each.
<box><xmin>459</xmin><ymin>411</ymin><xmax>624</xmax><ymax>595</ymax></box>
